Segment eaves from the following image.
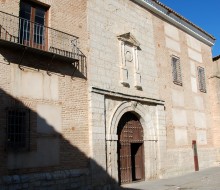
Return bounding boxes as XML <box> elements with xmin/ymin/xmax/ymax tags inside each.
<box><xmin>133</xmin><ymin>0</ymin><xmax>215</xmax><ymax>47</ymax></box>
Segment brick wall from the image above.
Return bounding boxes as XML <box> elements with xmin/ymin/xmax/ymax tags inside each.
<box><xmin>0</xmin><ymin>0</ymin><xmax>90</xmax><ymax>181</ymax></box>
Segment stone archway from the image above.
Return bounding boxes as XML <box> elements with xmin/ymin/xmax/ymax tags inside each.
<box><xmin>105</xmin><ymin>100</ymin><xmax>165</xmax><ymax>183</ymax></box>
<box><xmin>106</xmin><ymin>101</ymin><xmax>150</xmax><ymax>183</ymax></box>
<box><xmin>117</xmin><ymin>112</ymin><xmax>145</xmax><ymax>184</ymax></box>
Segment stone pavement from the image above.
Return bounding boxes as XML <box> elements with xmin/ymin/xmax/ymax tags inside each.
<box><xmin>122</xmin><ymin>167</ymin><xmax>220</xmax><ymax>190</ymax></box>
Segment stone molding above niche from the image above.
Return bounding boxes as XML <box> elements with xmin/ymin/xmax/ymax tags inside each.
<box><xmin>117</xmin><ymin>33</ymin><xmax>142</xmax><ymax>90</ymax></box>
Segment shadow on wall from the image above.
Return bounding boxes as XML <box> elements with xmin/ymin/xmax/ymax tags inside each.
<box><xmin>0</xmin><ymin>89</ymin><xmax>139</xmax><ymax>189</ymax></box>
<box><xmin>0</xmin><ymin>43</ymin><xmax>86</xmax><ymax>79</ymax></box>
<box><xmin>0</xmin><ymin>76</ymin><xmax>137</xmax><ymax>189</ymax></box>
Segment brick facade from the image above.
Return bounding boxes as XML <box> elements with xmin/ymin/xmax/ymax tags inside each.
<box><xmin>0</xmin><ymin>0</ymin><xmax>91</xmax><ymax>189</ymax></box>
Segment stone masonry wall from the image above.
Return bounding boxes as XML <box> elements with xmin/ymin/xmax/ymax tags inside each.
<box><xmin>152</xmin><ymin>7</ymin><xmax>217</xmax><ymax>176</ymax></box>
<box><xmin>88</xmin><ymin>0</ymin><xmax>162</xmax><ymax>184</ymax></box>
<box><xmin>87</xmin><ymin>0</ymin><xmax>159</xmax><ymax>99</ymax></box>
<box><xmin>87</xmin><ymin>0</ymin><xmax>218</xmax><ymax>182</ymax></box>
<box><xmin>210</xmin><ymin>58</ymin><xmax>220</xmax><ymax>164</ymax></box>
<box><xmin>0</xmin><ymin>169</ymin><xmax>90</xmax><ymax>190</ymax></box>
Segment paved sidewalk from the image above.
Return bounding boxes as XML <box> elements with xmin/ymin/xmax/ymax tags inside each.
<box><xmin>122</xmin><ymin>167</ymin><xmax>220</xmax><ymax>190</ymax></box>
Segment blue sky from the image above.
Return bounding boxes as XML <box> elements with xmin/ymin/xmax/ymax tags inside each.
<box><xmin>159</xmin><ymin>0</ymin><xmax>220</xmax><ymax>57</ymax></box>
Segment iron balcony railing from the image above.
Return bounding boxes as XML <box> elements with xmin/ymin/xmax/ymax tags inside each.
<box><xmin>0</xmin><ymin>10</ymin><xmax>86</xmax><ymax>76</ymax></box>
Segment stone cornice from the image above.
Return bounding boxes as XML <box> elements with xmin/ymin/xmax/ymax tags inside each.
<box><xmin>90</xmin><ymin>87</ymin><xmax>165</xmax><ymax>105</ymax></box>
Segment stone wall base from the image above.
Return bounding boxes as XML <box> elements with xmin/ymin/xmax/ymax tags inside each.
<box><xmin>0</xmin><ymin>168</ymin><xmax>122</xmax><ymax>190</ymax></box>
<box><xmin>0</xmin><ymin>169</ymin><xmax>91</xmax><ymax>190</ymax></box>
<box><xmin>162</xmin><ymin>148</ymin><xmax>218</xmax><ymax>179</ymax></box>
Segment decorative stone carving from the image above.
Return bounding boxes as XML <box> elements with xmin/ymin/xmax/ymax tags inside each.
<box><xmin>131</xmin><ymin>101</ymin><xmax>138</xmax><ymax>110</ymax></box>
<box><xmin>125</xmin><ymin>50</ymin><xmax>133</xmax><ymax>62</ymax></box>
<box><xmin>118</xmin><ymin>33</ymin><xmax>142</xmax><ymax>89</ymax></box>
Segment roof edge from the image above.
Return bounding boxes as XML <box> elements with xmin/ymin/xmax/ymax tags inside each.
<box><xmin>133</xmin><ymin>0</ymin><xmax>215</xmax><ymax>47</ymax></box>
<box><xmin>213</xmin><ymin>55</ymin><xmax>220</xmax><ymax>61</ymax></box>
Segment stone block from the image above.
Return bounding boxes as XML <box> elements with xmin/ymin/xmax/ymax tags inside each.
<box><xmin>22</xmin><ymin>184</ymin><xmax>29</xmax><ymax>189</ymax></box>
<box><xmin>2</xmin><ymin>176</ymin><xmax>12</xmax><ymax>184</ymax></box>
<box><xmin>45</xmin><ymin>173</ymin><xmax>52</xmax><ymax>181</ymax></box>
<box><xmin>188</xmin><ymin>48</ymin><xmax>203</xmax><ymax>63</ymax></box>
<box><xmin>37</xmin><ymin>104</ymin><xmax>62</xmax><ymax>134</ymax></box>
<box><xmin>164</xmin><ymin>22</ymin><xmax>179</xmax><ymax>40</ymax></box>
<box><xmin>8</xmin><ymin>184</ymin><xmax>22</xmax><ymax>190</ymax></box>
<box><xmin>172</xmin><ymin>89</ymin><xmax>184</xmax><ymax>107</ymax></box>
<box><xmin>190</xmin><ymin>60</ymin><xmax>196</xmax><ymax>76</ymax></box>
<box><xmin>165</xmin><ymin>37</ymin><xmax>180</xmax><ymax>52</ymax></box>
<box><xmin>172</xmin><ymin>108</ymin><xmax>188</xmax><ymax>127</ymax></box>
<box><xmin>194</xmin><ymin>112</ymin><xmax>207</xmax><ymax>129</ymax></box>
<box><xmin>11</xmin><ymin>68</ymin><xmax>43</xmax><ymax>99</ymax></box>
<box><xmin>12</xmin><ymin>175</ymin><xmax>20</xmax><ymax>183</ymax></box>
<box><xmin>11</xmin><ymin>67</ymin><xmax>59</xmax><ymax>100</ymax></box>
<box><xmin>196</xmin><ymin>130</ymin><xmax>207</xmax><ymax>145</ymax></box>
<box><xmin>194</xmin><ymin>96</ymin><xmax>204</xmax><ymax>110</ymax></box>
<box><xmin>191</xmin><ymin>77</ymin><xmax>198</xmax><ymax>93</ymax></box>
<box><xmin>20</xmin><ymin>175</ymin><xmax>29</xmax><ymax>183</ymax></box>
<box><xmin>186</xmin><ymin>34</ymin><xmax>201</xmax><ymax>52</ymax></box>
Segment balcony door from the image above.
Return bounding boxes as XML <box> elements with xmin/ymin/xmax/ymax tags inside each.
<box><xmin>19</xmin><ymin>0</ymin><xmax>48</xmax><ymax>50</ymax></box>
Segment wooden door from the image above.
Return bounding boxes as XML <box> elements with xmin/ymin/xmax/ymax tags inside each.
<box><xmin>118</xmin><ymin>112</ymin><xmax>144</xmax><ymax>184</ymax></box>
<box><xmin>135</xmin><ymin>144</ymin><xmax>143</xmax><ymax>180</ymax></box>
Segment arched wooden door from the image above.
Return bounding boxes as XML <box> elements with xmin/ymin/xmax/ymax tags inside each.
<box><xmin>117</xmin><ymin>112</ymin><xmax>145</xmax><ymax>184</ymax></box>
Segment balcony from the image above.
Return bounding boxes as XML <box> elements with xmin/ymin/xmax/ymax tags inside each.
<box><xmin>0</xmin><ymin>10</ymin><xmax>86</xmax><ymax>77</ymax></box>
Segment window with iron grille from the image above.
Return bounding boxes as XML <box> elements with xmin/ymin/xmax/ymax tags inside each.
<box><xmin>197</xmin><ymin>66</ymin><xmax>206</xmax><ymax>93</ymax></box>
<box><xmin>171</xmin><ymin>56</ymin><xmax>182</xmax><ymax>85</ymax></box>
<box><xmin>6</xmin><ymin>107</ymin><xmax>30</xmax><ymax>151</ymax></box>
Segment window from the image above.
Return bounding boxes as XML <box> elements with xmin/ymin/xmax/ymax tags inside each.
<box><xmin>197</xmin><ymin>66</ymin><xmax>206</xmax><ymax>93</ymax></box>
<box><xmin>6</xmin><ymin>107</ymin><xmax>30</xmax><ymax>151</ymax></box>
<box><xmin>19</xmin><ymin>0</ymin><xmax>48</xmax><ymax>49</ymax></box>
<box><xmin>171</xmin><ymin>56</ymin><xmax>182</xmax><ymax>85</ymax></box>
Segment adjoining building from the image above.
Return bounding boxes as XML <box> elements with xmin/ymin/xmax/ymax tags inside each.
<box><xmin>0</xmin><ymin>0</ymin><xmax>90</xmax><ymax>189</ymax></box>
<box><xmin>211</xmin><ymin>55</ymin><xmax>220</xmax><ymax>164</ymax></box>
<box><xmin>0</xmin><ymin>0</ymin><xmax>219</xmax><ymax>189</ymax></box>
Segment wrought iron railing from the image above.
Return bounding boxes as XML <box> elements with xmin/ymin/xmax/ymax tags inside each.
<box><xmin>0</xmin><ymin>10</ymin><xmax>86</xmax><ymax>76</ymax></box>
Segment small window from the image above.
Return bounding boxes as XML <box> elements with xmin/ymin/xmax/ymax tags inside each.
<box><xmin>171</xmin><ymin>56</ymin><xmax>182</xmax><ymax>85</ymax></box>
<box><xmin>6</xmin><ymin>107</ymin><xmax>30</xmax><ymax>151</ymax></box>
<box><xmin>197</xmin><ymin>66</ymin><xmax>206</xmax><ymax>93</ymax></box>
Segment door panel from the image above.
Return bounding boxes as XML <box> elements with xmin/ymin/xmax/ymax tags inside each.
<box><xmin>118</xmin><ymin>112</ymin><xmax>145</xmax><ymax>184</ymax></box>
<box><xmin>135</xmin><ymin>144</ymin><xmax>143</xmax><ymax>180</ymax></box>
<box><xmin>119</xmin><ymin>142</ymin><xmax>132</xmax><ymax>184</ymax></box>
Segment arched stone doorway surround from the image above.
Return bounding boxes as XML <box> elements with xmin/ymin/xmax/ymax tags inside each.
<box><xmin>106</xmin><ymin>101</ymin><xmax>158</xmax><ymax>183</ymax></box>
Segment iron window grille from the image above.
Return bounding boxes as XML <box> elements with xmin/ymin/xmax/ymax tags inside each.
<box><xmin>6</xmin><ymin>107</ymin><xmax>30</xmax><ymax>151</ymax></box>
<box><xmin>197</xmin><ymin>66</ymin><xmax>206</xmax><ymax>93</ymax></box>
<box><xmin>171</xmin><ymin>56</ymin><xmax>182</xmax><ymax>86</ymax></box>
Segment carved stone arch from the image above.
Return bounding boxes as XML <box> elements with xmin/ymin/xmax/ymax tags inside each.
<box><xmin>106</xmin><ymin>101</ymin><xmax>158</xmax><ymax>182</ymax></box>
<box><xmin>107</xmin><ymin>101</ymin><xmax>147</xmax><ymax>140</ymax></box>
